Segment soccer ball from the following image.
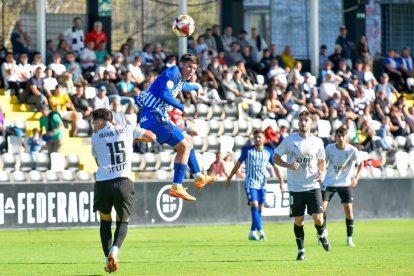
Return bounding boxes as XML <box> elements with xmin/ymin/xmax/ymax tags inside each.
<box><xmin>172</xmin><ymin>14</ymin><xmax>195</xmax><ymax>37</ymax></box>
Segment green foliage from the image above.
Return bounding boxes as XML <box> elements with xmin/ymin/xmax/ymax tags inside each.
<box><xmin>1</xmin><ymin>220</ymin><xmax>413</xmax><ymax>275</ymax></box>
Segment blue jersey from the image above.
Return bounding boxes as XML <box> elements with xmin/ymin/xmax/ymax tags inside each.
<box><xmin>134</xmin><ymin>65</ymin><xmax>199</xmax><ymax>120</ymax></box>
<box><xmin>238</xmin><ymin>146</ymin><xmax>275</xmax><ymax>190</ymax></box>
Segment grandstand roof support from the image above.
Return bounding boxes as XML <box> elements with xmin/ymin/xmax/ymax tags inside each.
<box><xmin>310</xmin><ymin>0</ymin><xmax>319</xmax><ymax>75</ymax></box>
<box><xmin>36</xmin><ymin>0</ymin><xmax>46</xmax><ymax>64</ymax></box>
<box><xmin>178</xmin><ymin>0</ymin><xmax>188</xmax><ymax>56</ymax></box>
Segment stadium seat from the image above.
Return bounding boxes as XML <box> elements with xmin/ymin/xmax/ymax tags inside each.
<box><xmin>185</xmin><ymin>103</ymin><xmax>196</xmax><ymax>118</ymax></box>
<box><xmin>155</xmin><ymin>169</ymin><xmax>170</xmax><ymax>180</ymax></box>
<box><xmin>395</xmin><ymin>136</ymin><xmax>407</xmax><ymax>149</ymax></box>
<box><xmin>1</xmin><ymin>153</ymin><xmax>16</xmax><ymax>172</ymax></box>
<box><xmin>11</xmin><ymin>170</ymin><xmax>27</xmax><ymax>182</ymax></box>
<box><xmin>76</xmin><ymin>119</ymin><xmax>91</xmax><ymax>137</ymax></box>
<box><xmin>158</xmin><ymin>151</ymin><xmax>173</xmax><ymax>170</ymax></box>
<box><xmin>207</xmin><ymin>135</ymin><xmax>220</xmax><ymax>152</ymax></box>
<box><xmin>14</xmin><ymin>119</ymin><xmax>27</xmax><ymax>133</ymax></box>
<box><xmin>202</xmin><ymin>152</ymin><xmax>216</xmax><ymax>171</ymax></box>
<box><xmin>407</xmin><ymin>133</ymin><xmax>414</xmax><ymax>148</ymax></box>
<box><xmin>249</xmin><ymin>101</ymin><xmax>263</xmax><ymax>118</ymax></box>
<box><xmin>192</xmin><ymin>119</ymin><xmax>209</xmax><ymax>137</ymax></box>
<box><xmin>84</xmin><ymin>86</ymin><xmax>97</xmax><ymax>99</ymax></box>
<box><xmin>222</xmin><ymin>119</ymin><xmax>236</xmax><ymax>136</ymax></box>
<box><xmin>383</xmin><ymin>166</ymin><xmax>397</xmax><ymax>177</ymax></box>
<box><xmin>384</xmin><ymin>136</ymin><xmax>395</xmax><ymax>148</ymax></box>
<box><xmin>50</xmin><ymin>152</ymin><xmax>66</xmax><ymax>172</ymax></box>
<box><xmin>0</xmin><ymin>170</ymin><xmax>10</xmax><ymax>182</ymax></box>
<box><xmin>256</xmin><ymin>74</ymin><xmax>265</xmax><ymax>85</ymax></box>
<box><xmin>196</xmin><ymin>103</ymin><xmax>210</xmax><ymax>119</ymax></box>
<box><xmin>234</xmin><ymin>135</ymin><xmax>249</xmax><ymax>151</ymax></box>
<box><xmin>45</xmin><ymin>170</ymin><xmax>60</xmax><ymax>182</ymax></box>
<box><xmin>251</xmin><ymin>118</ymin><xmax>263</xmax><ymax>132</ymax></box>
<box><xmin>143</xmin><ymin>152</ymin><xmax>158</xmax><ymax>171</ymax></box>
<box><xmin>7</xmin><ymin>135</ymin><xmax>23</xmax><ymax>154</ymax></box>
<box><xmin>28</xmin><ymin>170</ymin><xmax>44</xmax><ymax>182</ymax></box>
<box><xmin>370</xmin><ymin>167</ymin><xmax>383</xmax><ymax>178</ymax></box>
<box><xmin>409</xmin><ymin>151</ymin><xmax>414</xmax><ymax>175</ymax></box>
<box><xmin>262</xmin><ymin>119</ymin><xmax>278</xmax><ymax>132</ymax></box>
<box><xmin>331</xmin><ymin>119</ymin><xmax>343</xmax><ymax>132</ymax></box>
<box><xmin>317</xmin><ymin>119</ymin><xmax>332</xmax><ymax>138</ymax></box>
<box><xmin>192</xmin><ymin>135</ymin><xmax>206</xmax><ymax>153</ymax></box>
<box><xmin>224</xmin><ymin>103</ymin><xmax>239</xmax><ymax>119</ymax></box>
<box><xmin>277</xmin><ymin>119</ymin><xmax>290</xmax><ymax>130</ymax></box>
<box><xmin>76</xmin><ymin>170</ymin><xmax>93</xmax><ymax>182</ymax></box>
<box><xmin>61</xmin><ymin>170</ymin><xmax>75</xmax><ymax>182</ymax></box>
<box><xmin>208</xmin><ymin>119</ymin><xmax>221</xmax><ymax>135</ymax></box>
<box><xmin>131</xmin><ymin>152</ymin><xmax>142</xmax><ymax>171</ymax></box>
<box><xmin>19</xmin><ymin>152</ymin><xmax>33</xmax><ymax>172</ymax></box>
<box><xmin>371</xmin><ymin>120</ymin><xmax>382</xmax><ymax>131</ymax></box>
<box><xmin>395</xmin><ymin>151</ymin><xmax>409</xmax><ymax>177</ymax></box>
<box><xmin>66</xmin><ymin>153</ymin><xmax>80</xmax><ymax>172</ymax></box>
<box><xmin>210</xmin><ymin>104</ymin><xmax>224</xmax><ymax>119</ymax></box>
<box><xmin>35</xmin><ymin>152</ymin><xmax>50</xmax><ymax>172</ymax></box>
<box><xmin>220</xmin><ymin>135</ymin><xmax>235</xmax><ymax>153</ymax></box>
<box><xmin>237</xmin><ymin>119</ymin><xmax>251</xmax><ymax>136</ymax></box>
<box><xmin>195</xmin><ymin>152</ymin><xmax>203</xmax><ymax>171</ymax></box>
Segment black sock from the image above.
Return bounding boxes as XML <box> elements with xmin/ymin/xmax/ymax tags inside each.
<box><xmin>100</xmin><ymin>220</ymin><xmax>112</xmax><ymax>257</ymax></box>
<box><xmin>346</xmin><ymin>218</ymin><xmax>354</xmax><ymax>237</ymax></box>
<box><xmin>323</xmin><ymin>215</ymin><xmax>327</xmax><ymax>228</ymax></box>
<box><xmin>113</xmin><ymin>221</ymin><xmax>128</xmax><ymax>249</ymax></box>
<box><xmin>294</xmin><ymin>224</ymin><xmax>305</xmax><ymax>250</ymax></box>
<box><xmin>315</xmin><ymin>223</ymin><xmax>326</xmax><ymax>237</ymax></box>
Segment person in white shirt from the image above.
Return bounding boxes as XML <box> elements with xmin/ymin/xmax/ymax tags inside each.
<box><xmin>43</xmin><ymin>68</ymin><xmax>58</xmax><ymax>96</ymax></box>
<box><xmin>63</xmin><ymin>17</ymin><xmax>84</xmax><ymax>57</ymax></box>
<box><xmin>80</xmin><ymin>41</ymin><xmax>98</xmax><ymax>71</ymax></box>
<box><xmin>322</xmin><ymin>126</ymin><xmax>364</xmax><ymax>247</ymax></box>
<box><xmin>91</xmin><ymin>108</ymin><xmax>155</xmax><ymax>273</ymax></box>
<box><xmin>93</xmin><ymin>85</ymin><xmax>110</xmax><ymax>109</ymax></box>
<box><xmin>17</xmin><ymin>52</ymin><xmax>33</xmax><ymax>86</ymax></box>
<box><xmin>127</xmin><ymin>55</ymin><xmax>145</xmax><ymax>84</ymax></box>
<box><xmin>274</xmin><ymin>110</ymin><xmax>330</xmax><ymax>261</ymax></box>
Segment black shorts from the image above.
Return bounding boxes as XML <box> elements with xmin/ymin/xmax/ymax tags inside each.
<box><xmin>93</xmin><ymin>177</ymin><xmax>135</xmax><ymax>222</ymax></box>
<box><xmin>289</xmin><ymin>189</ymin><xmax>323</xmax><ymax>217</ymax></box>
<box><xmin>322</xmin><ymin>186</ymin><xmax>353</xmax><ymax>204</ymax></box>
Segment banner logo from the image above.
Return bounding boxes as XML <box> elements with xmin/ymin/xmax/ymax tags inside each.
<box><xmin>156</xmin><ymin>185</ymin><xmax>183</xmax><ymax>222</ymax></box>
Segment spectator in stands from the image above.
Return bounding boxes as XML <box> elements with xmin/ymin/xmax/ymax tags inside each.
<box><xmin>326</xmin><ymin>91</ymin><xmax>345</xmax><ymax>121</ymax></box>
<box><xmin>217</xmin><ymin>51</ymin><xmax>227</xmax><ymax>66</ymax></box>
<box><xmin>222</xmin><ymin>152</ymin><xmax>239</xmax><ymax>178</ymax></box>
<box><xmin>376</xmin><ymin>73</ymin><xmax>399</xmax><ymax>103</ymax></box>
<box><xmin>373</xmin><ymin>89</ymin><xmax>390</xmax><ymax>120</ymax></box>
<box><xmin>56</xmin><ymin>39</ymin><xmax>72</xmax><ymax>61</ymax></box>
<box><xmin>364</xmin><ymin>79</ymin><xmax>376</xmax><ymax>103</ymax></box>
<box><xmin>137</xmin><ymin>71</ymin><xmax>157</xmax><ymax>92</ymax></box>
<box><xmin>93</xmin><ymin>70</ymin><xmax>118</xmax><ymax>97</ymax></box>
<box><xmin>306</xmin><ymin>88</ymin><xmax>329</xmax><ymax>120</ymax></box>
<box><xmin>279</xmin><ymin>90</ymin><xmax>295</xmax><ymax>120</ymax></box>
<box><xmin>43</xmin><ymin>68</ymin><xmax>58</xmax><ymax>97</ymax></box>
<box><xmin>1</xmin><ymin>53</ymin><xmax>19</xmax><ymax>94</ymax></box>
<box><xmin>71</xmin><ymin>84</ymin><xmax>92</xmax><ymax>120</ymax></box>
<box><xmin>329</xmin><ymin>44</ymin><xmax>343</xmax><ymax>72</ymax></box>
<box><xmin>65</xmin><ymin>52</ymin><xmax>87</xmax><ymax>86</ymax></box>
<box><xmin>357</xmin><ymin>36</ymin><xmax>373</xmax><ymax>67</ymax></box>
<box><xmin>264</xmin><ymin>85</ymin><xmax>287</xmax><ymax>119</ymax></box>
<box><xmin>26</xmin><ymin>67</ymin><xmax>48</xmax><ymax>110</ymax></box>
<box><xmin>49</xmin><ymin>84</ymin><xmax>80</xmax><ymax>136</ymax></box>
<box><xmin>319</xmin><ymin>71</ymin><xmax>339</xmax><ymax>103</ymax></box>
<box><xmin>389</xmin><ymin>106</ymin><xmax>408</xmax><ymax>137</ymax></box>
<box><xmin>124</xmin><ymin>103</ymin><xmax>138</xmax><ymax>126</ymax></box>
<box><xmin>200</xmin><ymin>47</ymin><xmax>218</xmax><ymax>71</ymax></box>
<box><xmin>287</xmin><ymin>60</ymin><xmax>304</xmax><ymax>84</ymax></box>
<box><xmin>335</xmin><ymin>25</ymin><xmax>353</xmax><ymax>68</ymax></box>
<box><xmin>353</xmin><ymin>120</ymin><xmax>375</xmax><ymax>152</ymax></box>
<box><xmin>240</xmin><ymin>45</ymin><xmax>260</xmax><ymax>74</ymax></box>
<box><xmin>363</xmin><ymin>64</ymin><xmax>378</xmax><ymax>86</ymax></box>
<box><xmin>85</xmin><ymin>21</ymin><xmax>107</xmax><ymax>50</ymax></box>
<box><xmin>211</xmin><ymin>152</ymin><xmax>226</xmax><ymax>178</ymax></box>
<box><xmin>110</xmin><ymin>98</ymin><xmax>127</xmax><ymax>125</ymax></box>
<box><xmin>212</xmin><ymin>24</ymin><xmax>225</xmax><ymax>52</ymax></box>
<box><xmin>269</xmin><ymin>44</ymin><xmax>284</xmax><ymax>68</ymax></box>
<box><xmin>94</xmin><ymin>41</ymin><xmax>108</xmax><ymax>65</ymax></box>
<box><xmin>267</xmin><ymin>57</ymin><xmax>287</xmax><ymax>88</ymax></box>
<box><xmin>39</xmin><ymin>106</ymin><xmax>64</xmax><ymax>156</ymax></box>
<box><xmin>384</xmin><ymin>49</ymin><xmax>404</xmax><ymax>90</ymax></box>
<box><xmin>225</xmin><ymin>41</ymin><xmax>244</xmax><ymax>68</ymax></box>
<box><xmin>80</xmin><ymin>41</ymin><xmax>98</xmax><ymax>81</ymax></box>
<box><xmin>302</xmin><ymin>72</ymin><xmax>317</xmax><ymax>98</ymax></box>
<box><xmin>249</xmin><ymin>27</ymin><xmax>267</xmax><ymax>63</ymax></box>
<box><xmin>128</xmin><ymin>55</ymin><xmax>145</xmax><ymax>85</ymax></box>
<box><xmin>403</xmin><ymin>106</ymin><xmax>414</xmax><ymax>133</ymax></box>
<box><xmin>336</xmin><ymin>59</ymin><xmax>352</xmax><ymax>89</ymax></box>
<box><xmin>352</xmin><ymin>60</ymin><xmax>365</xmax><ymax>85</ymax></box>
<box><xmin>237</xmin><ymin>29</ymin><xmax>250</xmax><ymax>50</ymax></box>
<box><xmin>198</xmin><ymin>70</ymin><xmax>226</xmax><ymax>104</ymax></box>
<box><xmin>397</xmin><ymin>47</ymin><xmax>414</xmax><ymax>92</ymax></box>
<box><xmin>45</xmin><ymin>39</ymin><xmax>56</xmax><ymax>66</ymax></box>
<box><xmin>10</xmin><ymin>20</ymin><xmax>31</xmax><ymax>60</ymax></box>
<box><xmin>118</xmin><ymin>43</ymin><xmax>132</xmax><ymax>68</ymax></box>
<box><xmin>63</xmin><ymin>17</ymin><xmax>84</xmax><ymax>57</ymax></box>
<box><xmin>116</xmin><ymin>71</ymin><xmax>140</xmax><ymax>104</ymax></box>
<box><xmin>49</xmin><ymin>53</ymin><xmax>74</xmax><ymax>93</ymax></box>
<box><xmin>221</xmin><ymin>26</ymin><xmax>237</xmax><ymax>53</ymax></box>
<box><xmin>153</xmin><ymin>42</ymin><xmax>167</xmax><ymax>66</ymax></box>
<box><xmin>0</xmin><ymin>105</ymin><xmax>4</xmax><ymax>136</ymax></box>
<box><xmin>207</xmin><ymin>56</ymin><xmax>224</xmax><ymax>82</ymax></box>
<box><xmin>17</xmin><ymin>52</ymin><xmax>33</xmax><ymax>90</ymax></box>
<box><xmin>140</xmin><ymin>43</ymin><xmax>155</xmax><ymax>72</ymax></box>
<box><xmin>125</xmin><ymin>37</ymin><xmax>139</xmax><ymax>59</ymax></box>
<box><xmin>261</xmin><ymin>48</ymin><xmax>272</xmax><ymax>75</ymax></box>
<box><xmin>286</xmin><ymin>73</ymin><xmax>306</xmax><ymax>106</ymax></box>
<box><xmin>319</xmin><ymin>44</ymin><xmax>328</xmax><ymax>71</ymax></box>
<box><xmin>97</xmin><ymin>54</ymin><xmax>116</xmax><ymax>82</ymax></box>
<box><xmin>32</xmin><ymin>52</ymin><xmax>46</xmax><ymax>75</ymax></box>
<box><xmin>353</xmin><ymin>85</ymin><xmax>370</xmax><ymax>116</ymax></box>
<box><xmin>27</xmin><ymin>128</ymin><xmax>44</xmax><ymax>169</ymax></box>
<box><xmin>0</xmin><ymin>35</ymin><xmax>7</xmax><ymax>72</ymax></box>
<box><xmin>204</xmin><ymin>28</ymin><xmax>217</xmax><ymax>52</ymax></box>
<box><xmin>280</xmin><ymin>46</ymin><xmax>295</xmax><ymax>70</ymax></box>
<box><xmin>93</xmin><ymin>85</ymin><xmax>110</xmax><ymax>109</ymax></box>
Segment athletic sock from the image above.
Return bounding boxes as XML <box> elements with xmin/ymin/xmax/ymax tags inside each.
<box><xmin>294</xmin><ymin>224</ymin><xmax>305</xmax><ymax>250</ymax></box>
<box><xmin>100</xmin><ymin>220</ymin><xmax>112</xmax><ymax>257</ymax></box>
<box><xmin>323</xmin><ymin>214</ymin><xmax>327</xmax><ymax>228</ymax></box>
<box><xmin>249</xmin><ymin>230</ymin><xmax>256</xmax><ymax>236</ymax></box>
<box><xmin>251</xmin><ymin>206</ymin><xmax>262</xmax><ymax>231</ymax></box>
<box><xmin>188</xmin><ymin>149</ymin><xmax>202</xmax><ymax>176</ymax></box>
<box><xmin>173</xmin><ymin>163</ymin><xmax>187</xmax><ymax>185</ymax></box>
<box><xmin>113</xmin><ymin>221</ymin><xmax>128</xmax><ymax>249</ymax></box>
<box><xmin>315</xmin><ymin>223</ymin><xmax>327</xmax><ymax>237</ymax></box>
<box><xmin>346</xmin><ymin>218</ymin><xmax>354</xmax><ymax>237</ymax></box>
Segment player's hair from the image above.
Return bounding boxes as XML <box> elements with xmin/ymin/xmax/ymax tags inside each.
<box><xmin>335</xmin><ymin>126</ymin><xmax>348</xmax><ymax>136</ymax></box>
<box><xmin>298</xmin><ymin>110</ymin><xmax>312</xmax><ymax>119</ymax></box>
<box><xmin>92</xmin><ymin>108</ymin><xmax>113</xmax><ymax>122</ymax></box>
<box><xmin>180</xmin><ymin>53</ymin><xmax>199</xmax><ymax>65</ymax></box>
<box><xmin>253</xmin><ymin>129</ymin><xmax>265</xmax><ymax>136</ymax></box>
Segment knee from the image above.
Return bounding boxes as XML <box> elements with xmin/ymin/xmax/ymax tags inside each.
<box><xmin>176</xmin><ymin>139</ymin><xmax>191</xmax><ymax>154</ymax></box>
<box><xmin>186</xmin><ymin>135</ymin><xmax>193</xmax><ymax>148</ymax></box>
<box><xmin>99</xmin><ymin>212</ymin><xmax>112</xmax><ymax>221</ymax></box>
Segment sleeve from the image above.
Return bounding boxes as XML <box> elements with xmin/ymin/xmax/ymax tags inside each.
<box><xmin>274</xmin><ymin>136</ymin><xmax>289</xmax><ymax>157</ymax></box>
<box><xmin>159</xmin><ymin>68</ymin><xmax>185</xmax><ymax>111</ymax></box>
<box><xmin>238</xmin><ymin>147</ymin><xmax>248</xmax><ymax>163</ymax></box>
<box><xmin>182</xmin><ymin>82</ymin><xmax>200</xmax><ymax>92</ymax></box>
<box><xmin>267</xmin><ymin>148</ymin><xmax>275</xmax><ymax>166</ymax></box>
<box><xmin>132</xmin><ymin>126</ymin><xmax>146</xmax><ymax>139</ymax></box>
<box><xmin>53</xmin><ymin>113</ymin><xmax>63</xmax><ymax>125</ymax></box>
<box><xmin>91</xmin><ymin>138</ymin><xmax>97</xmax><ymax>158</ymax></box>
<box><xmin>325</xmin><ymin>145</ymin><xmax>331</xmax><ymax>163</ymax></box>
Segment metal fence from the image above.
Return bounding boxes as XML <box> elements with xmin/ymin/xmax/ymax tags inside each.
<box><xmin>1</xmin><ymin>0</ymin><xmax>218</xmax><ymax>55</ymax></box>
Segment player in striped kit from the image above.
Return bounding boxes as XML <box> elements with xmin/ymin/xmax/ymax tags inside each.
<box><xmin>322</xmin><ymin>126</ymin><xmax>364</xmax><ymax>247</ymax></box>
<box><xmin>274</xmin><ymin>110</ymin><xmax>330</xmax><ymax>261</ymax></box>
<box><xmin>135</xmin><ymin>53</ymin><xmax>217</xmax><ymax>201</ymax></box>
<box><xmin>225</xmin><ymin>129</ymin><xmax>284</xmax><ymax>241</ymax></box>
<box><xmin>91</xmin><ymin>108</ymin><xmax>156</xmax><ymax>273</ymax></box>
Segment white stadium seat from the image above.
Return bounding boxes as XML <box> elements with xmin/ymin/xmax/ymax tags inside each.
<box><xmin>11</xmin><ymin>170</ymin><xmax>27</xmax><ymax>182</ymax></box>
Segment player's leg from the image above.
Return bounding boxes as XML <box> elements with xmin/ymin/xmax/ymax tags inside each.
<box><xmin>99</xmin><ymin>212</ymin><xmax>114</xmax><ymax>273</ymax></box>
<box><xmin>257</xmin><ymin>189</ymin><xmax>267</xmax><ymax>240</ymax></box>
<box><xmin>309</xmin><ymin>189</ymin><xmax>330</xmax><ymax>252</ymax></box>
<box><xmin>339</xmin><ymin>187</ymin><xmax>355</xmax><ymax>246</ymax></box>
<box><xmin>322</xmin><ymin>187</ymin><xmax>336</xmax><ymax>229</ymax></box>
<box><xmin>246</xmin><ymin>188</ymin><xmax>259</xmax><ymax>240</ymax></box>
<box><xmin>290</xmin><ymin>192</ymin><xmax>306</xmax><ymax>260</ymax></box>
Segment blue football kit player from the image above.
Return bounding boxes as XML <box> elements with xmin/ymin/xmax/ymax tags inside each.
<box><xmin>135</xmin><ymin>53</ymin><xmax>217</xmax><ymax>201</ymax></box>
<box><xmin>225</xmin><ymin>129</ymin><xmax>284</xmax><ymax>240</ymax></box>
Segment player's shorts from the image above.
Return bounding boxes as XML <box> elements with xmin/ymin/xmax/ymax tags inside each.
<box><xmin>245</xmin><ymin>188</ymin><xmax>267</xmax><ymax>205</ymax></box>
<box><xmin>93</xmin><ymin>177</ymin><xmax>135</xmax><ymax>222</ymax></box>
<box><xmin>289</xmin><ymin>188</ymin><xmax>323</xmax><ymax>217</ymax></box>
<box><xmin>140</xmin><ymin>111</ymin><xmax>185</xmax><ymax>147</ymax></box>
<box><xmin>322</xmin><ymin>186</ymin><xmax>353</xmax><ymax>203</ymax></box>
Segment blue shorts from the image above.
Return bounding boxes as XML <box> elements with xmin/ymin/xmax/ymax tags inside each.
<box><xmin>245</xmin><ymin>188</ymin><xmax>267</xmax><ymax>205</ymax></box>
<box><xmin>140</xmin><ymin>111</ymin><xmax>185</xmax><ymax>147</ymax></box>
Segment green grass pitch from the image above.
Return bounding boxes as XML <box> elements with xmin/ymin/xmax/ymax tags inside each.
<box><xmin>1</xmin><ymin>220</ymin><xmax>413</xmax><ymax>275</ymax></box>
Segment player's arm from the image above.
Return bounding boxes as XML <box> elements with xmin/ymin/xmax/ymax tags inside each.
<box><xmin>274</xmin><ymin>153</ymin><xmax>299</xmax><ymax>170</ymax></box>
<box><xmin>351</xmin><ymin>161</ymin><xmax>364</xmax><ymax>188</ymax></box>
<box><xmin>134</xmin><ymin>129</ymin><xmax>156</xmax><ymax>143</ymax></box>
<box><xmin>316</xmin><ymin>158</ymin><xmax>327</xmax><ymax>184</ymax></box>
<box><xmin>224</xmin><ymin>161</ymin><xmax>242</xmax><ymax>188</ymax></box>
<box><xmin>273</xmin><ymin>164</ymin><xmax>286</xmax><ymax>192</ymax></box>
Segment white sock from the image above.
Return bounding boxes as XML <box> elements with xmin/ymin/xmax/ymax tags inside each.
<box><xmin>298</xmin><ymin>248</ymin><xmax>305</xmax><ymax>253</ymax></box>
<box><xmin>249</xmin><ymin>230</ymin><xmax>256</xmax><ymax>236</ymax></box>
<box><xmin>347</xmin><ymin>236</ymin><xmax>353</xmax><ymax>241</ymax></box>
<box><xmin>172</xmin><ymin>183</ymin><xmax>182</xmax><ymax>187</ymax></box>
<box><xmin>259</xmin><ymin>229</ymin><xmax>265</xmax><ymax>235</ymax></box>
<box><xmin>193</xmin><ymin>172</ymin><xmax>204</xmax><ymax>179</ymax></box>
<box><xmin>110</xmin><ymin>246</ymin><xmax>119</xmax><ymax>256</ymax></box>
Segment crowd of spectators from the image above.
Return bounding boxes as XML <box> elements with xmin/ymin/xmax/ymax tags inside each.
<box><xmin>1</xmin><ymin>19</ymin><xmax>414</xmax><ymax>177</ymax></box>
